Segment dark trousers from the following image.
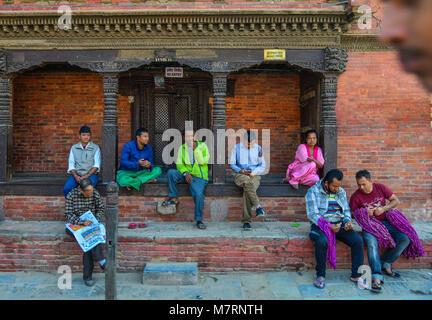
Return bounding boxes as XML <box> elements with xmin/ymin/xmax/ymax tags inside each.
<box><xmin>309</xmin><ymin>222</ymin><xmax>364</xmax><ymax>278</ymax></box>
<box><xmin>66</xmin><ymin>229</ymin><xmax>105</xmax><ymax>280</ymax></box>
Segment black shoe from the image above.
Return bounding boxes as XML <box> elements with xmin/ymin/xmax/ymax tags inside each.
<box><xmin>196</xmin><ymin>221</ymin><xmax>207</xmax><ymax>229</ymax></box>
<box><xmin>256</xmin><ymin>206</ymin><xmax>266</xmax><ymax>217</ymax></box>
<box><xmin>84</xmin><ymin>278</ymin><xmax>95</xmax><ymax>287</ymax></box>
<box><xmin>243</xmin><ymin>223</ymin><xmax>251</xmax><ymax>230</ymax></box>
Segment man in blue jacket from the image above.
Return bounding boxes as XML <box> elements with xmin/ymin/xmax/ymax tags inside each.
<box><xmin>116</xmin><ymin>128</ymin><xmax>162</xmax><ymax>191</ymax></box>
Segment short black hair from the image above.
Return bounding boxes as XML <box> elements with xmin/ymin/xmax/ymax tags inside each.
<box><xmin>79</xmin><ymin>178</ymin><xmax>93</xmax><ymax>190</ymax></box>
<box><xmin>245</xmin><ymin>130</ymin><xmax>257</xmax><ymax>143</ymax></box>
<box><xmin>305</xmin><ymin>129</ymin><xmax>318</xmax><ymax>140</ymax></box>
<box><xmin>79</xmin><ymin>125</ymin><xmax>91</xmax><ymax>134</ymax></box>
<box><xmin>136</xmin><ymin>128</ymin><xmax>149</xmax><ymax>137</ymax></box>
<box><xmin>356</xmin><ymin>170</ymin><xmax>371</xmax><ymax>181</ymax></box>
<box><xmin>323</xmin><ymin>169</ymin><xmax>344</xmax><ymax>185</ymax></box>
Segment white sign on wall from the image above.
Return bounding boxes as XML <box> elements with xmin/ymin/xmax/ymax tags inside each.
<box><xmin>165</xmin><ymin>67</ymin><xmax>184</xmax><ymax>78</ymax></box>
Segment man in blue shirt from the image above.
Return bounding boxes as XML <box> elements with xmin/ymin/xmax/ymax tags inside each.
<box><xmin>116</xmin><ymin>128</ymin><xmax>162</xmax><ymax>191</ymax></box>
<box><xmin>229</xmin><ymin>130</ymin><xmax>267</xmax><ymax>230</ymax></box>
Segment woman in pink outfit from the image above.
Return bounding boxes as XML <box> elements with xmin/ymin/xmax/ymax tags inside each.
<box><xmin>282</xmin><ymin>129</ymin><xmax>324</xmax><ymax>189</ymax></box>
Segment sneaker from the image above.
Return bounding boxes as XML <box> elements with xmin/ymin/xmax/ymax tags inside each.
<box><xmin>256</xmin><ymin>206</ymin><xmax>266</xmax><ymax>217</ymax></box>
<box><xmin>84</xmin><ymin>279</ymin><xmax>95</xmax><ymax>287</ymax></box>
<box><xmin>243</xmin><ymin>222</ymin><xmax>251</xmax><ymax>230</ymax></box>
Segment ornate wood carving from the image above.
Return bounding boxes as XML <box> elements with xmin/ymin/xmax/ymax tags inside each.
<box><xmin>0</xmin><ymin>11</ymin><xmax>354</xmax><ymax>49</ymax></box>
<box><xmin>319</xmin><ymin>73</ymin><xmax>339</xmax><ymax>174</ymax></box>
<box><xmin>324</xmin><ymin>47</ymin><xmax>348</xmax><ymax>73</ymax></box>
<box><xmin>0</xmin><ymin>74</ymin><xmax>12</xmax><ymax>182</ymax></box>
<box><xmin>212</xmin><ymin>72</ymin><xmax>228</xmax><ymax>184</ymax></box>
<box><xmin>102</xmin><ymin>73</ymin><xmax>119</xmax><ymax>183</ymax></box>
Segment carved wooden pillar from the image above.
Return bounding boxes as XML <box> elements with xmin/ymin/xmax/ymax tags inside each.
<box><xmin>105</xmin><ymin>181</ymin><xmax>119</xmax><ymax>300</ymax></box>
<box><xmin>211</xmin><ymin>72</ymin><xmax>228</xmax><ymax>184</ymax></box>
<box><xmin>320</xmin><ymin>47</ymin><xmax>348</xmax><ymax>175</ymax></box>
<box><xmin>0</xmin><ymin>74</ymin><xmax>12</xmax><ymax>182</ymax></box>
<box><xmin>102</xmin><ymin>73</ymin><xmax>119</xmax><ymax>183</ymax></box>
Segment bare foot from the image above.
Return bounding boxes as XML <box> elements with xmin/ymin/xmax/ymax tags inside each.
<box><xmin>145</xmin><ymin>179</ymin><xmax>157</xmax><ymax>184</ymax></box>
<box><xmin>126</xmin><ymin>187</ymin><xmax>132</xmax><ymax>191</ymax></box>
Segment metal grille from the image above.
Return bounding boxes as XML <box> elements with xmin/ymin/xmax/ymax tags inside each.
<box><xmin>174</xmin><ymin>96</ymin><xmax>191</xmax><ymax>132</ymax></box>
<box><xmin>154</xmin><ymin>95</ymin><xmax>169</xmax><ymax>130</ymax></box>
<box><xmin>154</xmin><ymin>95</ymin><xmax>170</xmax><ymax>165</ymax></box>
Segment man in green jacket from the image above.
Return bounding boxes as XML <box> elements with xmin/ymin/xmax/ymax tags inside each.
<box><xmin>162</xmin><ymin>129</ymin><xmax>209</xmax><ymax>229</ymax></box>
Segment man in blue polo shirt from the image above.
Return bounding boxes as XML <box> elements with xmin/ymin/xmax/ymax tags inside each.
<box><xmin>116</xmin><ymin>128</ymin><xmax>162</xmax><ymax>191</ymax></box>
<box><xmin>229</xmin><ymin>130</ymin><xmax>267</xmax><ymax>230</ymax></box>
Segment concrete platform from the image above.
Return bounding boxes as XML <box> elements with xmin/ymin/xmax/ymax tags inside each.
<box><xmin>142</xmin><ymin>262</ymin><xmax>198</xmax><ymax>285</ymax></box>
<box><xmin>0</xmin><ymin>220</ymin><xmax>431</xmax><ymax>273</ymax></box>
<box><xmin>0</xmin><ymin>270</ymin><xmax>431</xmax><ymax>300</ymax></box>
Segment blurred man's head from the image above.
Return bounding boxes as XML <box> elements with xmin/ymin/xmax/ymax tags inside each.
<box><xmin>136</xmin><ymin>128</ymin><xmax>149</xmax><ymax>146</ymax></box>
<box><xmin>322</xmin><ymin>169</ymin><xmax>344</xmax><ymax>194</ymax></box>
<box><xmin>355</xmin><ymin>169</ymin><xmax>374</xmax><ymax>194</ymax></box>
<box><xmin>380</xmin><ymin>0</ymin><xmax>432</xmax><ymax>91</ymax></box>
<box><xmin>184</xmin><ymin>129</ymin><xmax>195</xmax><ymax>147</ymax></box>
<box><xmin>79</xmin><ymin>178</ymin><xmax>94</xmax><ymax>198</ymax></box>
<box><xmin>79</xmin><ymin>125</ymin><xmax>91</xmax><ymax>145</ymax></box>
<box><xmin>244</xmin><ymin>130</ymin><xmax>257</xmax><ymax>149</ymax></box>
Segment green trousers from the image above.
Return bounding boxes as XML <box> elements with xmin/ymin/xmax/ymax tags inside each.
<box><xmin>116</xmin><ymin>167</ymin><xmax>162</xmax><ymax>191</ymax></box>
<box><xmin>233</xmin><ymin>173</ymin><xmax>261</xmax><ymax>223</ymax></box>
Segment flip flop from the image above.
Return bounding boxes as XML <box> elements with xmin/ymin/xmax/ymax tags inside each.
<box><xmin>371</xmin><ymin>281</ymin><xmax>382</xmax><ymax>293</ymax></box>
<box><xmin>313</xmin><ymin>278</ymin><xmax>325</xmax><ymax>289</ymax></box>
<box><xmin>382</xmin><ymin>268</ymin><xmax>400</xmax><ymax>278</ymax></box>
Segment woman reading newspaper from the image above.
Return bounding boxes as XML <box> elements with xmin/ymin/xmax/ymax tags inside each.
<box><xmin>65</xmin><ymin>178</ymin><xmax>106</xmax><ymax>287</ymax></box>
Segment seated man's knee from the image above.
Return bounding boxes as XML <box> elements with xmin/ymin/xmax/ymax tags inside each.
<box><xmin>310</xmin><ymin>231</ymin><xmax>328</xmax><ymax>248</ymax></box>
<box><xmin>399</xmin><ymin>233</ymin><xmax>411</xmax><ymax>247</ymax></box>
<box><xmin>167</xmin><ymin>168</ymin><xmax>178</xmax><ymax>177</ymax></box>
<box><xmin>363</xmin><ymin>232</ymin><xmax>378</xmax><ymax>249</ymax></box>
<box><xmin>153</xmin><ymin>166</ymin><xmax>162</xmax><ymax>175</ymax></box>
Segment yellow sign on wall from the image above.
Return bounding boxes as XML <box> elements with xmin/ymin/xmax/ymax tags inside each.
<box><xmin>264</xmin><ymin>49</ymin><xmax>286</xmax><ymax>60</ymax></box>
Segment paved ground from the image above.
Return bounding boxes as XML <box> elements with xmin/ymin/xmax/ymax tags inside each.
<box><xmin>0</xmin><ymin>269</ymin><xmax>431</xmax><ymax>300</ymax></box>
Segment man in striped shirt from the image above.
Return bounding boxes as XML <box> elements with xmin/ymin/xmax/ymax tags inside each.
<box><xmin>305</xmin><ymin>169</ymin><xmax>364</xmax><ymax>289</ymax></box>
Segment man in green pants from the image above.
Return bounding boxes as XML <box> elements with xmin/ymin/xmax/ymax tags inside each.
<box><xmin>229</xmin><ymin>130</ymin><xmax>267</xmax><ymax>230</ymax></box>
<box><xmin>116</xmin><ymin>128</ymin><xmax>162</xmax><ymax>191</ymax></box>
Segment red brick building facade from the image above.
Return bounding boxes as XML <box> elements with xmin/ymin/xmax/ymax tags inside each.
<box><xmin>0</xmin><ymin>0</ymin><xmax>430</xmax><ymax>273</ymax></box>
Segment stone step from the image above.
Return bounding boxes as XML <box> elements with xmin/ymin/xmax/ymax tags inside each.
<box><xmin>142</xmin><ymin>262</ymin><xmax>198</xmax><ymax>285</ymax></box>
<box><xmin>0</xmin><ymin>220</ymin><xmax>430</xmax><ymax>273</ymax></box>
<box><xmin>2</xmin><ymin>195</ymin><xmax>308</xmax><ymax>222</ymax></box>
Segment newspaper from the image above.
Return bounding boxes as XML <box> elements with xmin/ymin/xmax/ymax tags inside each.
<box><xmin>66</xmin><ymin>211</ymin><xmax>106</xmax><ymax>253</ymax></box>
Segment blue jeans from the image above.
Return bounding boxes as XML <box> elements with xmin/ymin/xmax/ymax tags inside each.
<box><xmin>167</xmin><ymin>169</ymin><xmax>207</xmax><ymax>222</ymax></box>
<box><xmin>363</xmin><ymin>220</ymin><xmax>410</xmax><ymax>281</ymax></box>
<box><xmin>309</xmin><ymin>222</ymin><xmax>364</xmax><ymax>279</ymax></box>
<box><xmin>63</xmin><ymin>174</ymin><xmax>98</xmax><ymax>198</ymax></box>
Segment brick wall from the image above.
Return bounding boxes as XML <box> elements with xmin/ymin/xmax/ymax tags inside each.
<box><xmin>337</xmin><ymin>51</ymin><xmax>432</xmax><ymax>221</ymax></box>
<box><xmin>3</xmin><ymin>195</ymin><xmax>307</xmax><ymax>222</ymax></box>
<box><xmin>12</xmin><ymin>66</ymin><xmax>131</xmax><ymax>174</ymax></box>
<box><xmin>225</xmin><ymin>73</ymin><xmax>301</xmax><ymax>175</ymax></box>
<box><xmin>0</xmin><ymin>233</ymin><xmax>430</xmax><ymax>273</ymax></box>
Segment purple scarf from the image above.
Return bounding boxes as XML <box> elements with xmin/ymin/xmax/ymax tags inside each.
<box><xmin>318</xmin><ymin>217</ymin><xmax>336</xmax><ymax>269</ymax></box>
<box><xmin>353</xmin><ymin>208</ymin><xmax>424</xmax><ymax>259</ymax></box>
<box><xmin>386</xmin><ymin>209</ymin><xmax>425</xmax><ymax>259</ymax></box>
